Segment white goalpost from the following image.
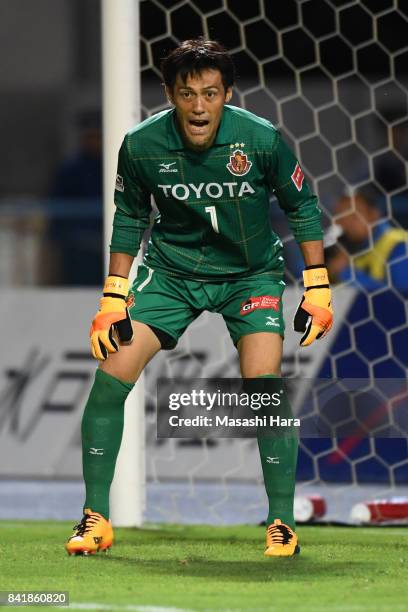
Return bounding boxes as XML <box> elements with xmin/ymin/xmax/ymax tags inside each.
<box><xmin>101</xmin><ymin>0</ymin><xmax>145</xmax><ymax>527</ymax></box>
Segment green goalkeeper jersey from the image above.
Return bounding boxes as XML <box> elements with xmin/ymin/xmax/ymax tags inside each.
<box><xmin>111</xmin><ymin>105</ymin><xmax>323</xmax><ymax>281</ymax></box>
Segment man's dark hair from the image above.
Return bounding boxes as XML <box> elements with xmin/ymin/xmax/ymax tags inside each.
<box><xmin>161</xmin><ymin>38</ymin><xmax>235</xmax><ymax>92</ymax></box>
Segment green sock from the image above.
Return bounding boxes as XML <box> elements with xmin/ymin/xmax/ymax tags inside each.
<box><xmin>81</xmin><ymin>369</ymin><xmax>134</xmax><ymax>519</ymax></box>
<box><xmin>256</xmin><ymin>375</ymin><xmax>298</xmax><ymax>530</ymax></box>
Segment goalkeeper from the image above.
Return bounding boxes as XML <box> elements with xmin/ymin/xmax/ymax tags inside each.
<box><xmin>65</xmin><ymin>38</ymin><xmax>333</xmax><ymax>557</ymax></box>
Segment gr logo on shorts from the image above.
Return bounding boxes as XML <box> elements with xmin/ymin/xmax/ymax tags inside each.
<box><xmin>240</xmin><ymin>295</ymin><xmax>280</xmax><ymax>316</ymax></box>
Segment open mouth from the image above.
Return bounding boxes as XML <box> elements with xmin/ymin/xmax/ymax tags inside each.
<box><xmin>189</xmin><ymin>119</ymin><xmax>209</xmax><ymax>129</ymax></box>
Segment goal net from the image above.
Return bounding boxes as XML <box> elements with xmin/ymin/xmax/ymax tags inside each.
<box><xmin>139</xmin><ymin>0</ymin><xmax>408</xmax><ymax>525</ymax></box>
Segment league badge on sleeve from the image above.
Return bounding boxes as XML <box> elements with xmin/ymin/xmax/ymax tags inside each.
<box><xmin>115</xmin><ymin>174</ymin><xmax>125</xmax><ymax>192</ymax></box>
<box><xmin>227</xmin><ymin>144</ymin><xmax>252</xmax><ymax>176</ymax></box>
<box><xmin>291</xmin><ymin>163</ymin><xmax>304</xmax><ymax>191</ymax></box>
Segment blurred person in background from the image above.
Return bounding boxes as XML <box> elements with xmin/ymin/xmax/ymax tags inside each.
<box><xmin>327</xmin><ymin>189</ymin><xmax>408</xmax><ymax>296</ymax></box>
<box><xmin>49</xmin><ymin>109</ymin><xmax>103</xmax><ymax>285</ymax></box>
<box><xmin>51</xmin><ymin>110</ymin><xmax>103</xmax><ymax>199</ymax></box>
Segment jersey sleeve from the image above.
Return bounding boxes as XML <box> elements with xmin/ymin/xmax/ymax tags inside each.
<box><xmin>110</xmin><ymin>134</ymin><xmax>152</xmax><ymax>257</ymax></box>
<box><xmin>268</xmin><ymin>132</ymin><xmax>323</xmax><ymax>243</ymax></box>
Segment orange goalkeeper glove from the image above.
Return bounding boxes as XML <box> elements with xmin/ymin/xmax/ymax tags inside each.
<box><xmin>90</xmin><ymin>275</ymin><xmax>133</xmax><ymax>360</ymax></box>
<box><xmin>293</xmin><ymin>266</ymin><xmax>333</xmax><ymax>347</ymax></box>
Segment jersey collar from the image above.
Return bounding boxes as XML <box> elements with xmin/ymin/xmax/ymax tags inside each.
<box><xmin>167</xmin><ymin>106</ymin><xmax>233</xmax><ymax>151</ymax></box>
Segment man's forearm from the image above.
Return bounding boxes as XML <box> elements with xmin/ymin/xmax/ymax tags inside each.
<box><xmin>108</xmin><ymin>252</ymin><xmax>135</xmax><ymax>278</ymax></box>
<box><xmin>299</xmin><ymin>240</ymin><xmax>325</xmax><ymax>267</ymax></box>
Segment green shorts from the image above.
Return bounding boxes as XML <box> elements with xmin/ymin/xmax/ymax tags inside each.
<box><xmin>129</xmin><ymin>265</ymin><xmax>285</xmax><ymax>349</ymax></box>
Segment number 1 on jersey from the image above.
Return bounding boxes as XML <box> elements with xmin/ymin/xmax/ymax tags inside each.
<box><xmin>205</xmin><ymin>206</ymin><xmax>219</xmax><ymax>233</ymax></box>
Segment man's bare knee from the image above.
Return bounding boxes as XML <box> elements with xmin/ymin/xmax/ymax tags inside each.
<box><xmin>238</xmin><ymin>332</ymin><xmax>283</xmax><ymax>378</ymax></box>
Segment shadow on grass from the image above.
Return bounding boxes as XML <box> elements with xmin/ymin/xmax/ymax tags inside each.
<box><xmin>90</xmin><ymin>554</ymin><xmax>374</xmax><ymax>583</ymax></box>
<box><xmin>114</xmin><ymin>527</ymin><xmax>273</xmax><ymax>545</ymax></box>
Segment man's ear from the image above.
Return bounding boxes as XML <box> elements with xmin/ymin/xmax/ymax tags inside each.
<box><xmin>165</xmin><ymin>85</ymin><xmax>174</xmax><ymax>105</ymax></box>
<box><xmin>225</xmin><ymin>87</ymin><xmax>233</xmax><ymax>103</ymax></box>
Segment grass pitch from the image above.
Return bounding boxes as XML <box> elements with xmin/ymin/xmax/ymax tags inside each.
<box><xmin>0</xmin><ymin>521</ymin><xmax>407</xmax><ymax>611</ymax></box>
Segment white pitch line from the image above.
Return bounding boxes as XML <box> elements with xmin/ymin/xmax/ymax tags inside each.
<box><xmin>69</xmin><ymin>605</ymin><xmax>192</xmax><ymax>612</ymax></box>
<box><xmin>68</xmin><ymin>605</ymin><xmax>254</xmax><ymax>612</ymax></box>
<box><xmin>69</xmin><ymin>604</ymin><xmax>405</xmax><ymax>612</ymax></box>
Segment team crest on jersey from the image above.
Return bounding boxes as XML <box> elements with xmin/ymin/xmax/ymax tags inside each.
<box><xmin>227</xmin><ymin>144</ymin><xmax>252</xmax><ymax>177</ymax></box>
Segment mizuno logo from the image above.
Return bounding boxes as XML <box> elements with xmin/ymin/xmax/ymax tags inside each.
<box><xmin>159</xmin><ymin>162</ymin><xmax>178</xmax><ymax>173</ymax></box>
<box><xmin>266</xmin><ymin>316</ymin><xmax>279</xmax><ymax>326</ymax></box>
<box><xmin>89</xmin><ymin>448</ymin><xmax>104</xmax><ymax>455</ymax></box>
<box><xmin>266</xmin><ymin>457</ymin><xmax>280</xmax><ymax>464</ymax></box>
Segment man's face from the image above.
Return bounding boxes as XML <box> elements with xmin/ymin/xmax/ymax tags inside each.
<box><xmin>334</xmin><ymin>196</ymin><xmax>379</xmax><ymax>243</ymax></box>
<box><xmin>166</xmin><ymin>69</ymin><xmax>232</xmax><ymax>151</ymax></box>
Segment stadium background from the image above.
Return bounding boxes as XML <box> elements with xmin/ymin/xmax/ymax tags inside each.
<box><xmin>1</xmin><ymin>0</ymin><xmax>407</xmax><ymax>525</ymax></box>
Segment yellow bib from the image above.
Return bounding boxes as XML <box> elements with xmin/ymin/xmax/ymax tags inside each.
<box><xmin>354</xmin><ymin>229</ymin><xmax>407</xmax><ymax>281</ymax></box>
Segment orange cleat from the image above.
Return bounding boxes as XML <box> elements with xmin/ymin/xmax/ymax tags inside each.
<box><xmin>65</xmin><ymin>508</ymin><xmax>113</xmax><ymax>556</ymax></box>
<box><xmin>264</xmin><ymin>519</ymin><xmax>300</xmax><ymax>557</ymax></box>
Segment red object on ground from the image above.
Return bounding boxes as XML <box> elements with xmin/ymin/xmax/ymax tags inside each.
<box><xmin>351</xmin><ymin>498</ymin><xmax>408</xmax><ymax>523</ymax></box>
<box><xmin>294</xmin><ymin>495</ymin><xmax>327</xmax><ymax>522</ymax></box>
